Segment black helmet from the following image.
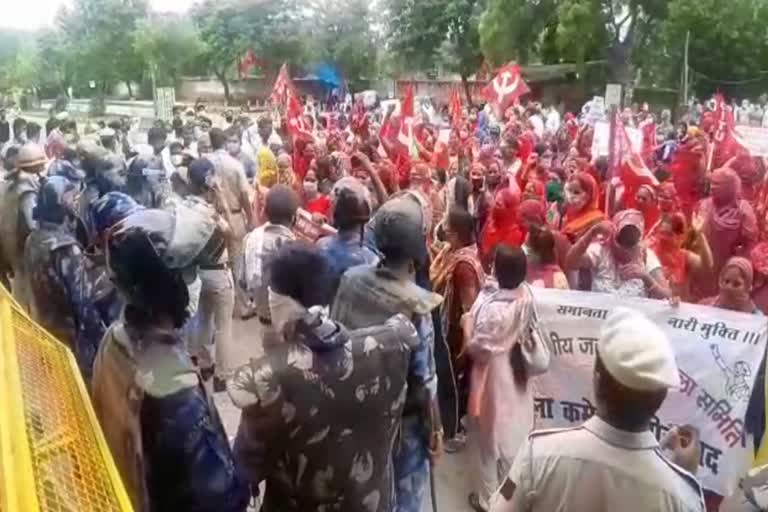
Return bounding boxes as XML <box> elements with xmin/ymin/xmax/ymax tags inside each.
<box><xmin>373</xmin><ymin>196</ymin><xmax>427</xmax><ymax>265</ymax></box>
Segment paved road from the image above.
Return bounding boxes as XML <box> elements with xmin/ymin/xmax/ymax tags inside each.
<box><xmin>214</xmin><ymin>317</ymin><xmax>475</xmax><ymax>512</ymax></box>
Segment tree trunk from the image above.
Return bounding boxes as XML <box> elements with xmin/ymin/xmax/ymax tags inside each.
<box><xmin>461</xmin><ymin>74</ymin><xmax>473</xmax><ymax>107</ymax></box>
<box><xmin>608</xmin><ymin>41</ymin><xmax>634</xmax><ymax>104</ymax></box>
<box><xmin>215</xmin><ymin>70</ymin><xmax>231</xmax><ymax>106</ymax></box>
<box><xmin>125</xmin><ymin>80</ymin><xmax>134</xmax><ymax>99</ymax></box>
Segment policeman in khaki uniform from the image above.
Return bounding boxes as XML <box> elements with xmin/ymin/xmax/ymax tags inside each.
<box><xmin>490</xmin><ymin>307</ymin><xmax>706</xmax><ymax>512</ymax></box>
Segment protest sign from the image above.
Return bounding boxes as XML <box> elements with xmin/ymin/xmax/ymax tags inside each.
<box><xmin>734</xmin><ymin>126</ymin><xmax>768</xmax><ymax>157</ymax></box>
<box><xmin>293</xmin><ymin>208</ymin><xmax>336</xmax><ymax>241</ymax></box>
<box><xmin>605</xmin><ymin>83</ymin><xmax>622</xmax><ymax>109</ymax></box>
<box><xmin>591</xmin><ymin>121</ymin><xmax>642</xmax><ymax>161</ymax></box>
<box><xmin>531</xmin><ymin>288</ymin><xmax>767</xmax><ymax>496</ymax></box>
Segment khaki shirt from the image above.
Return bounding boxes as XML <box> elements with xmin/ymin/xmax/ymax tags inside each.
<box><xmin>490</xmin><ymin>416</ymin><xmax>705</xmax><ymax>512</ymax></box>
<box><xmin>208</xmin><ymin>149</ymin><xmax>250</xmax><ymax>213</ymax></box>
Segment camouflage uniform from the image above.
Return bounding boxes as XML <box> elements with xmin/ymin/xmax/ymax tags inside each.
<box><xmin>0</xmin><ymin>170</ymin><xmax>39</xmax><ymax>307</ymax></box>
<box><xmin>331</xmin><ymin>264</ymin><xmax>443</xmax><ymax>512</ymax></box>
<box><xmin>229</xmin><ymin>312</ymin><xmax>419</xmax><ymax>512</ymax></box>
<box><xmin>23</xmin><ymin>177</ymin><xmax>123</xmax><ymax>382</ymax></box>
<box><xmin>92</xmin><ymin>322</ymin><xmax>249</xmax><ymax>512</ymax></box>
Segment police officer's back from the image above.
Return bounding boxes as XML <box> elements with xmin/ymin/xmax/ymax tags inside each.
<box><xmin>490</xmin><ymin>308</ymin><xmax>705</xmax><ymax>512</ymax></box>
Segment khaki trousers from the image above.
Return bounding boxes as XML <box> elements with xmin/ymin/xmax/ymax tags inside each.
<box><xmin>190</xmin><ymin>268</ymin><xmax>235</xmax><ymax>378</ymax></box>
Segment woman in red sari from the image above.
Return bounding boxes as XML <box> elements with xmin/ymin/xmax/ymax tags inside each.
<box><xmin>649</xmin><ymin>213</ymin><xmax>712</xmax><ymax>302</ymax></box>
<box><xmin>647</xmin><ymin>182</ymin><xmax>681</xmax><ymax>239</ymax></box>
<box><xmin>635</xmin><ymin>184</ymin><xmax>660</xmax><ymax>236</ymax></box>
<box><xmin>479</xmin><ymin>187</ymin><xmax>524</xmax><ymax>269</ymax></box>
<box><xmin>519</xmin><ymin>199</ymin><xmax>571</xmax><ymax>271</ymax></box>
<box><xmin>694</xmin><ymin>167</ymin><xmax>759</xmax><ymax>299</ymax></box>
<box><xmin>560</xmin><ymin>172</ymin><xmax>605</xmax><ymax>243</ymax></box>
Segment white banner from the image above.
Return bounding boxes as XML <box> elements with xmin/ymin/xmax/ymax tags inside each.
<box><xmin>734</xmin><ymin>126</ymin><xmax>768</xmax><ymax>157</ymax></box>
<box><xmin>531</xmin><ymin>289</ymin><xmax>767</xmax><ymax>496</ymax></box>
<box><xmin>591</xmin><ymin>121</ymin><xmax>643</xmax><ymax>161</ymax></box>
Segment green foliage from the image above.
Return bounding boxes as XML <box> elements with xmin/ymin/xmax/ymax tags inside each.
<box><xmin>133</xmin><ymin>16</ymin><xmax>205</xmax><ymax>87</ymax></box>
<box><xmin>307</xmin><ymin>0</ymin><xmax>379</xmax><ymax>86</ymax></box>
<box><xmin>661</xmin><ymin>0</ymin><xmax>768</xmax><ymax>96</ymax></box>
<box><xmin>55</xmin><ymin>0</ymin><xmax>149</xmax><ymax>92</ymax></box>
<box><xmin>0</xmin><ymin>31</ymin><xmax>42</xmax><ymax>92</ymax></box>
<box><xmin>555</xmin><ymin>0</ymin><xmax>606</xmax><ymax>64</ymax></box>
<box><xmin>386</xmin><ymin>0</ymin><xmax>486</xmax><ymax>79</ymax></box>
<box><xmin>479</xmin><ymin>0</ymin><xmax>558</xmax><ymax>66</ymax></box>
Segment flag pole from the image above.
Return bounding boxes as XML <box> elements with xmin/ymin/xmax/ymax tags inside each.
<box><xmin>683</xmin><ymin>31</ymin><xmax>690</xmax><ymax>107</ymax></box>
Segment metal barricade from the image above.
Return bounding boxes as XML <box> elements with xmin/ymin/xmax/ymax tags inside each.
<box><xmin>0</xmin><ymin>286</ymin><xmax>133</xmax><ymax>511</ymax></box>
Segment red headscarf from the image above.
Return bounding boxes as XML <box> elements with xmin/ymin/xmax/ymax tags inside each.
<box><xmin>636</xmin><ymin>184</ymin><xmax>660</xmax><ymax>236</ymax></box>
<box><xmin>519</xmin><ymin>198</ymin><xmax>547</xmax><ymax>226</ymax></box>
<box><xmin>708</xmin><ymin>168</ymin><xmax>745</xmax><ymax>231</ymax></box>
<box><xmin>561</xmin><ymin>172</ymin><xmax>605</xmax><ymax>241</ymax></box>
<box><xmin>480</xmin><ymin>187</ymin><xmax>524</xmax><ymax>264</ymax></box>
<box><xmin>523</xmin><ymin>179</ymin><xmax>546</xmax><ymax>203</ymax></box>
<box><xmin>700</xmin><ymin>257</ymin><xmax>757</xmax><ymax>313</ymax></box>
<box><xmin>649</xmin><ymin>213</ymin><xmax>688</xmax><ymax>287</ymax></box>
<box><xmin>658</xmin><ymin>182</ymin><xmax>681</xmax><ymax>215</ymax></box>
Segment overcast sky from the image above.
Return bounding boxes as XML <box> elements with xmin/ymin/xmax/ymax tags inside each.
<box><xmin>0</xmin><ymin>0</ymin><xmax>196</xmax><ymax>30</ymax></box>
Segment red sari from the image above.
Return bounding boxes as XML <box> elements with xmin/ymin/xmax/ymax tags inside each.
<box><xmin>649</xmin><ymin>213</ymin><xmax>689</xmax><ymax>298</ymax></box>
<box><xmin>480</xmin><ymin>187</ymin><xmax>525</xmax><ymax>267</ymax></box>
<box><xmin>561</xmin><ymin>172</ymin><xmax>605</xmax><ymax>243</ymax></box>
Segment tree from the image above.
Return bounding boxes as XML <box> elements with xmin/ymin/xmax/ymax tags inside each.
<box><xmin>661</xmin><ymin>0</ymin><xmax>768</xmax><ymax>97</ymax></box>
<box><xmin>479</xmin><ymin>0</ymin><xmax>558</xmax><ymax>66</ymax></box>
<box><xmin>386</xmin><ymin>0</ymin><xmax>487</xmax><ymax>102</ymax></box>
<box><xmin>192</xmin><ymin>0</ymin><xmax>256</xmax><ymax>104</ymax></box>
<box><xmin>37</xmin><ymin>27</ymin><xmax>78</xmax><ymax>96</ymax></box>
<box><xmin>306</xmin><ymin>0</ymin><xmax>379</xmax><ymax>89</ymax></box>
<box><xmin>133</xmin><ymin>16</ymin><xmax>205</xmax><ymax>89</ymax></box>
<box><xmin>439</xmin><ymin>0</ymin><xmax>486</xmax><ymax>102</ymax></box>
<box><xmin>0</xmin><ymin>30</ymin><xmax>42</xmax><ymax>94</ymax></box>
<box><xmin>555</xmin><ymin>0</ymin><xmax>669</xmax><ymax>90</ymax></box>
<box><xmin>51</xmin><ymin>0</ymin><xmax>148</xmax><ymax>97</ymax></box>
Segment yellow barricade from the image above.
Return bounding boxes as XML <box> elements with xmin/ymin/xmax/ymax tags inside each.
<box><xmin>0</xmin><ymin>286</ymin><xmax>133</xmax><ymax>512</ymax></box>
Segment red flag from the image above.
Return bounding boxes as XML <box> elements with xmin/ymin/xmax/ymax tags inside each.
<box><xmin>350</xmin><ymin>98</ymin><xmax>369</xmax><ymax>137</ymax></box>
<box><xmin>271</xmin><ymin>63</ymin><xmax>295</xmax><ymax>106</ymax></box>
<box><xmin>287</xmin><ymin>91</ymin><xmax>312</xmax><ymax>141</ymax></box>
<box><xmin>449</xmin><ymin>87</ymin><xmax>463</xmax><ymax>129</ymax></box>
<box><xmin>711</xmin><ymin>94</ymin><xmax>748</xmax><ymax>169</ymax></box>
<box><xmin>613</xmin><ymin>113</ymin><xmax>659</xmax><ymax>204</ymax></box>
<box><xmin>398</xmin><ymin>85</ymin><xmax>416</xmax><ymax>153</ymax></box>
<box><xmin>482</xmin><ymin>63</ymin><xmax>530</xmax><ymax>113</ymax></box>
<box><xmin>639</xmin><ymin>119</ymin><xmax>657</xmax><ymax>166</ymax></box>
<box><xmin>238</xmin><ymin>49</ymin><xmax>258</xmax><ymax>78</ymax></box>
<box><xmin>431</xmin><ymin>129</ymin><xmax>451</xmax><ymax>170</ymax></box>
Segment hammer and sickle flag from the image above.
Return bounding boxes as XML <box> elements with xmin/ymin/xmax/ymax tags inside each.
<box><xmin>482</xmin><ymin>62</ymin><xmax>530</xmax><ymax>112</ymax></box>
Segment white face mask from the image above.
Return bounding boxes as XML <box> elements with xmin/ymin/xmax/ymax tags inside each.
<box><xmin>565</xmin><ymin>189</ymin><xmax>586</xmax><ymax>209</ymax></box>
<box><xmin>268</xmin><ymin>288</ymin><xmax>307</xmax><ymax>335</ymax></box>
<box><xmin>303</xmin><ymin>181</ymin><xmax>318</xmax><ymax>196</ymax></box>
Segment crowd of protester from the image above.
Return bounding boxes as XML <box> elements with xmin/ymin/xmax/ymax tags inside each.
<box><xmin>0</xmin><ymin>89</ymin><xmax>766</xmax><ymax>512</ymax></box>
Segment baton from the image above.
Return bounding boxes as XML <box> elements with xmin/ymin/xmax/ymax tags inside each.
<box><xmin>429</xmin><ymin>461</ymin><xmax>439</xmax><ymax>512</ymax></box>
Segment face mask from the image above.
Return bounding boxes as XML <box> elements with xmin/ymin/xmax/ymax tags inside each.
<box><xmin>303</xmin><ymin>181</ymin><xmax>318</xmax><ymax>195</ymax></box>
<box><xmin>486</xmin><ymin>175</ymin><xmax>500</xmax><ymax>187</ymax></box>
<box><xmin>565</xmin><ymin>190</ymin><xmax>586</xmax><ymax>209</ymax></box>
<box><xmin>268</xmin><ymin>288</ymin><xmax>307</xmax><ymax>334</ymax></box>
<box><xmin>170</xmin><ymin>154</ymin><xmax>184</xmax><ymax>166</ymax></box>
